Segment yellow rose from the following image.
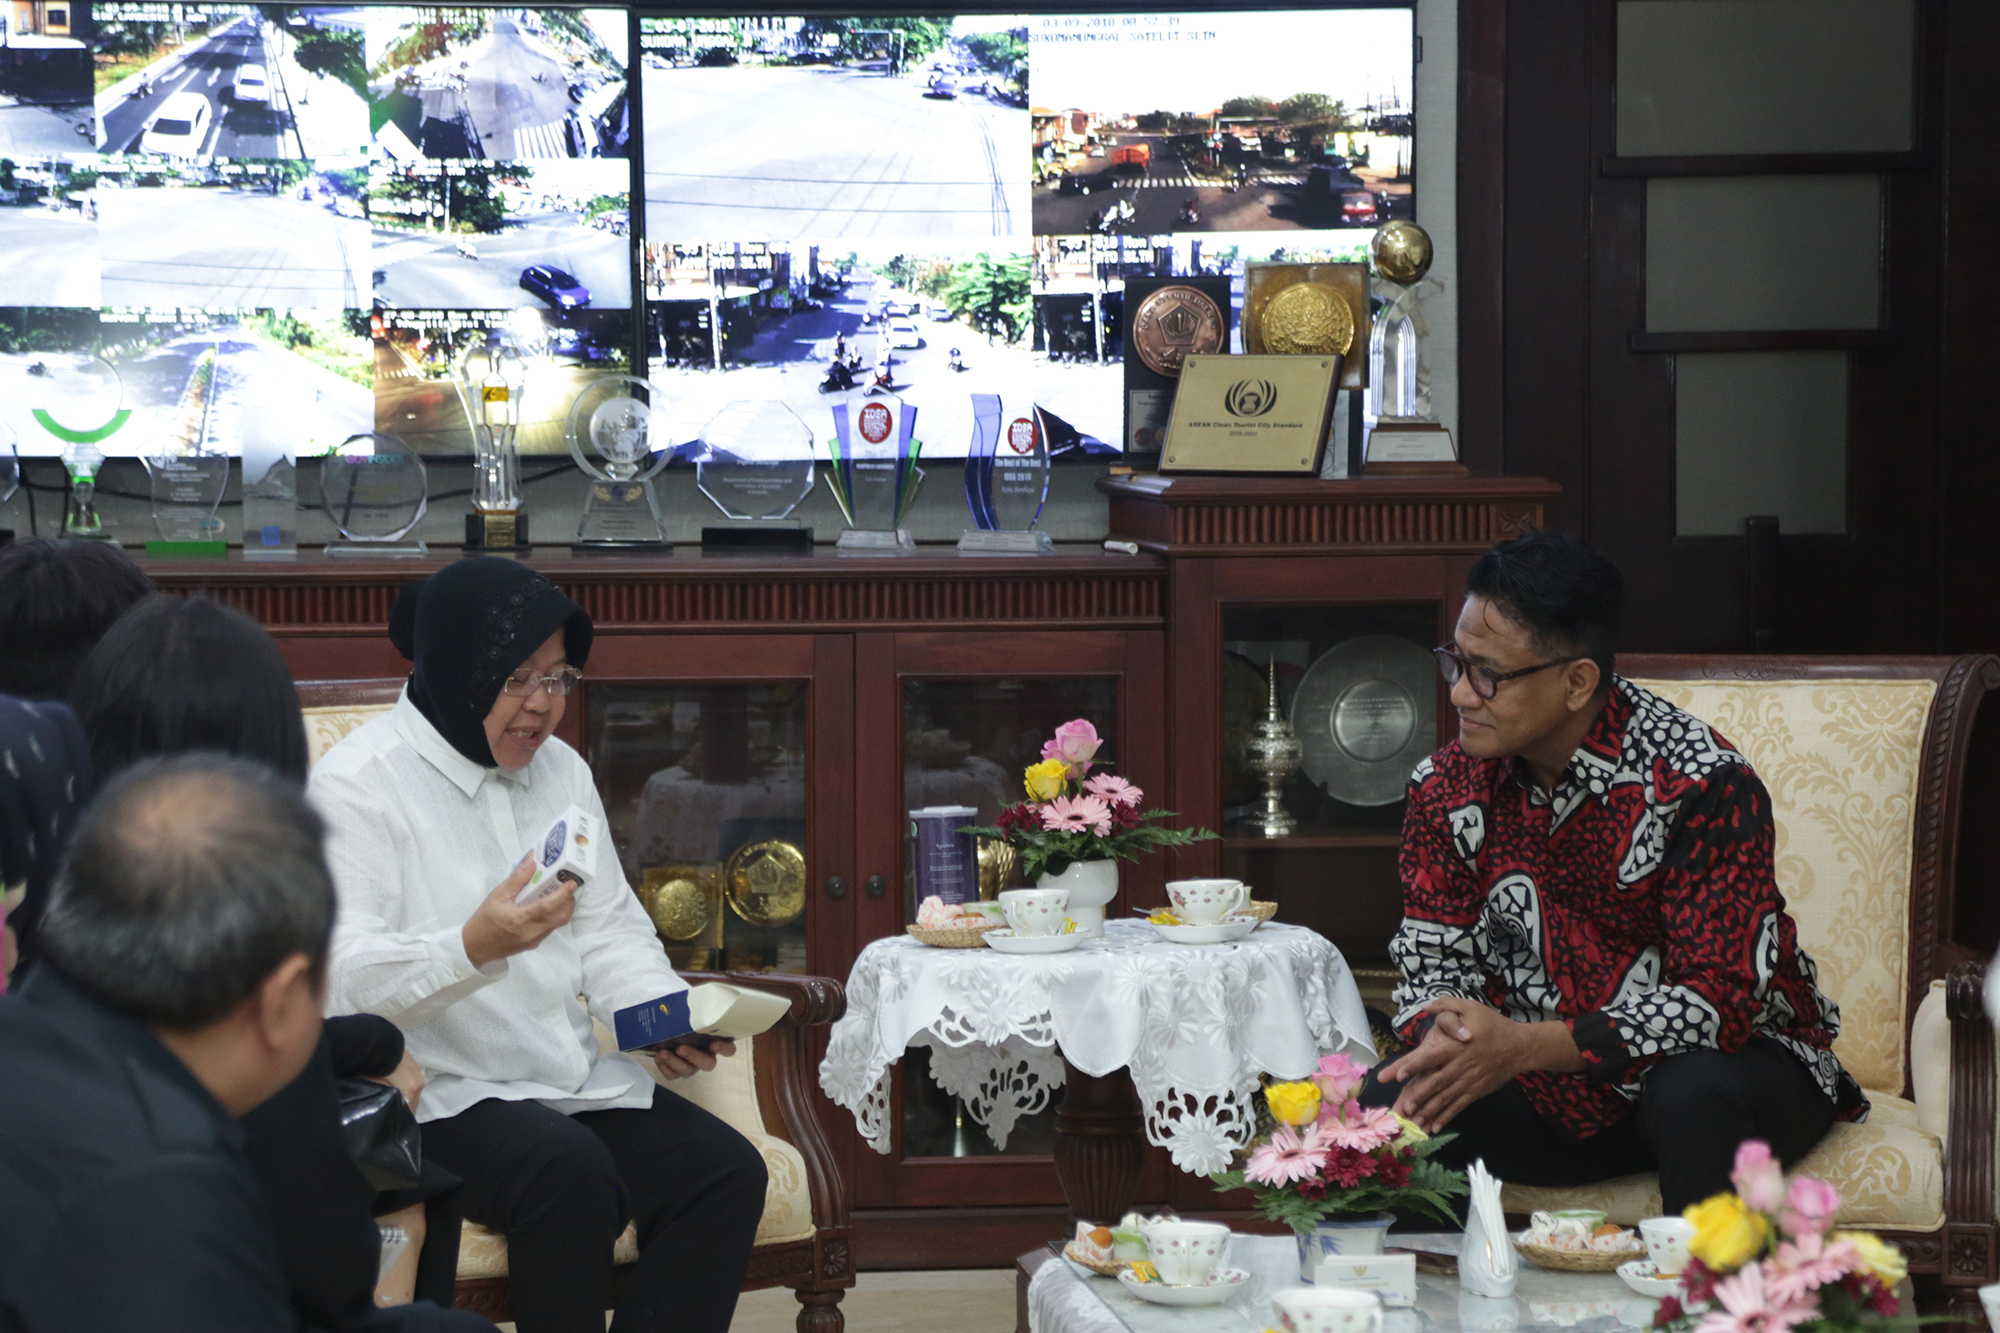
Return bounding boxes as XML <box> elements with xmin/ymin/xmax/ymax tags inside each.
<box><xmin>1392</xmin><ymin>1115</ymin><xmax>1430</xmax><ymax>1150</ymax></box>
<box><xmin>1684</xmin><ymin>1193</ymin><xmax>1769</xmax><ymax>1274</ymax></box>
<box><xmin>1265</xmin><ymin>1080</ymin><xmax>1322</xmax><ymax>1127</ymax></box>
<box><xmin>1834</xmin><ymin>1231</ymin><xmax>1907</xmax><ymax>1287</ymax></box>
<box><xmin>1024</xmin><ymin>759</ymin><xmax>1069</xmax><ymax>802</ymax></box>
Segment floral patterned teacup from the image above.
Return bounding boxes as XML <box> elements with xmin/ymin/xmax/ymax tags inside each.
<box><xmin>1273</xmin><ymin>1287</ymin><xmax>1384</xmax><ymax>1333</ymax></box>
<box><xmin>1165</xmin><ymin>878</ymin><xmax>1249</xmax><ymax>926</ymax></box>
<box><xmin>1638</xmin><ymin>1216</ymin><xmax>1694</xmax><ymax>1276</ymax></box>
<box><xmin>1142</xmin><ymin>1220</ymin><xmax>1232</xmax><ymax>1287</ymax></box>
<box><xmin>998</xmin><ymin>888</ymin><xmax>1070</xmax><ymax>938</ymax></box>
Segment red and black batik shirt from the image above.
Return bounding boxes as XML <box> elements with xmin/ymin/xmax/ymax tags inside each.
<box><xmin>1389</xmin><ymin>677</ymin><xmax>1868</xmax><ymax>1140</ymax></box>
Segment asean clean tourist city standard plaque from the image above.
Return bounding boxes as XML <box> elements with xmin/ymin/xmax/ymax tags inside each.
<box><xmin>1160</xmin><ymin>353</ymin><xmax>1341</xmax><ymax>475</ymax></box>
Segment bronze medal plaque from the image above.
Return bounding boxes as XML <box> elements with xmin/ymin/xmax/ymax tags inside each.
<box><xmin>1131</xmin><ymin>285</ymin><xmax>1226</xmax><ymax>377</ymax></box>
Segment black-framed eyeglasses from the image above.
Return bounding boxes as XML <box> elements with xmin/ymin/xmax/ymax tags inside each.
<box><xmin>501</xmin><ymin>667</ymin><xmax>582</xmax><ymax>698</ymax></box>
<box><xmin>1432</xmin><ymin>646</ymin><xmax>1582</xmax><ymax>700</ymax></box>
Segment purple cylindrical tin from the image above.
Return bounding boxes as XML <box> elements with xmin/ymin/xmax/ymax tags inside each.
<box><xmin>908</xmin><ymin>805</ymin><xmax>981</xmax><ymax>906</ymax></box>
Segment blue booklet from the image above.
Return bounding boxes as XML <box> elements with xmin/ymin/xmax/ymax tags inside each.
<box><xmin>612</xmin><ymin>983</ymin><xmax>790</xmax><ymax>1053</ymax></box>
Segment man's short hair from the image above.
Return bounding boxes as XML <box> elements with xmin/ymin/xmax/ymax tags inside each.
<box><xmin>37</xmin><ymin>755</ymin><xmax>336</xmax><ymax>1030</ymax></box>
<box><xmin>0</xmin><ymin>539</ymin><xmax>156</xmax><ymax>701</ymax></box>
<box><xmin>1465</xmin><ymin>529</ymin><xmax>1625</xmax><ymax>689</ymax></box>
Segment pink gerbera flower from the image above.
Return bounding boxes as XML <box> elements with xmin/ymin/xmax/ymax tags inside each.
<box><xmin>1083</xmin><ymin>773</ymin><xmax>1142</xmax><ymax>808</ymax></box>
<box><xmin>1765</xmin><ymin>1233</ymin><xmax>1857</xmax><ymax>1307</ymax></box>
<box><xmin>1244</xmin><ymin>1122</ymin><xmax>1331</xmax><ymax>1187</ymax></box>
<box><xmin>1040</xmin><ymin>794</ymin><xmax>1113</xmax><ymax>836</ymax></box>
<box><xmin>1317</xmin><ymin>1100</ymin><xmax>1399</xmax><ymax>1151</ymax></box>
<box><xmin>1693</xmin><ymin>1263</ymin><xmax>1819</xmax><ymax>1333</ymax></box>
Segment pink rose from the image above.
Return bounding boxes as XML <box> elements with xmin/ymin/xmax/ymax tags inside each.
<box><xmin>1777</xmin><ymin>1174</ymin><xmax>1841</xmax><ymax>1239</ymax></box>
<box><xmin>1041</xmin><ymin>719</ymin><xmax>1102</xmax><ymax>778</ymax></box>
<box><xmin>1730</xmin><ymin>1140</ymin><xmax>1785</xmax><ymax>1215</ymax></box>
<box><xmin>1311</xmin><ymin>1051</ymin><xmax>1367</xmax><ymax>1106</ymax></box>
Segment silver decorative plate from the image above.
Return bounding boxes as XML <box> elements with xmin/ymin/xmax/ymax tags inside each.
<box><xmin>1290</xmin><ymin>634</ymin><xmax>1437</xmax><ymax>806</ymax></box>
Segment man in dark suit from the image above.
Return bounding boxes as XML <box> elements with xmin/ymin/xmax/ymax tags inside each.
<box><xmin>0</xmin><ymin>755</ymin><xmax>335</xmax><ymax>1332</ymax></box>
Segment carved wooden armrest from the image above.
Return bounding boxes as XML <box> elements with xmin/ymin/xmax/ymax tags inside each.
<box><xmin>681</xmin><ymin>971</ymin><xmax>852</xmax><ymax>1257</ymax></box>
<box><xmin>1942</xmin><ymin>959</ymin><xmax>1997</xmax><ymax>1284</ymax></box>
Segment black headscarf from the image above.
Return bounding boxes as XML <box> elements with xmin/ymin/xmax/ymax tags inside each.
<box><xmin>388</xmin><ymin>558</ymin><xmax>593</xmax><ymax>769</ymax></box>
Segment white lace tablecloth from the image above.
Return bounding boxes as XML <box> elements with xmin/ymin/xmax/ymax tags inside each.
<box><xmin>818</xmin><ymin>920</ymin><xmax>1374</xmax><ymax>1175</ymax></box>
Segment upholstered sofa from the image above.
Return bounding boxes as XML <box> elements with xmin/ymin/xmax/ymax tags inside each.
<box><xmin>300</xmin><ymin>681</ymin><xmax>855</xmax><ymax>1331</ymax></box>
<box><xmin>1498</xmin><ymin>656</ymin><xmax>1998</xmax><ymax>1301</ymax></box>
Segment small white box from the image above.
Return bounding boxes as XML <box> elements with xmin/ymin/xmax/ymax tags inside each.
<box><xmin>517</xmin><ymin>804</ymin><xmax>598</xmax><ymax>904</ymax></box>
<box><xmin>1314</xmin><ymin>1252</ymin><xmax>1416</xmax><ymax>1307</ymax></box>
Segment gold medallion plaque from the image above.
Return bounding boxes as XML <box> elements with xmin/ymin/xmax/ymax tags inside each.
<box><xmin>1160</xmin><ymin>353</ymin><xmax>1341</xmax><ymax>474</ymax></box>
<box><xmin>1242</xmin><ymin>262</ymin><xmax>1369</xmax><ymax>390</ymax></box>
<box><xmin>643</xmin><ymin>873</ymin><xmax>711</xmax><ymax>941</ymax></box>
<box><xmin>724</xmin><ymin>839</ymin><xmax>807</xmax><ymax>928</ymax></box>
<box><xmin>1130</xmin><ymin>285</ymin><xmax>1226</xmax><ymax>377</ymax></box>
<box><xmin>1259</xmin><ymin>283</ymin><xmax>1354</xmax><ymax>357</ymax></box>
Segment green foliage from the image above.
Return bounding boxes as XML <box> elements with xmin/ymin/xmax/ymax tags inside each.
<box><xmin>943</xmin><ymin>252</ymin><xmax>1031</xmax><ymax>344</ymax></box>
<box><xmin>965</xmin><ymin>811</ymin><xmax>1215</xmax><ymax>881</ymax></box>
<box><xmin>960</xmin><ymin>29</ymin><xmax>1027</xmax><ymax>72</ymax></box>
<box><xmin>796</xmin><ymin>15</ymin><xmax>952</xmax><ymax>68</ymax></box>
<box><xmin>1220</xmin><ymin>96</ymin><xmax>1278</xmax><ymax>118</ymax></box>
<box><xmin>0</xmin><ymin>308</ymin><xmax>103</xmax><ymax>355</ymax></box>
<box><xmin>1210</xmin><ymin>1135</ymin><xmax>1468</xmax><ymax>1237</ymax></box>
<box><xmin>582</xmin><ymin>193</ymin><xmax>626</xmax><ymax>220</ymax></box>
<box><xmin>295</xmin><ymin>25</ymin><xmax>367</xmax><ymax>100</ymax></box>
<box><xmin>539</xmin><ymin>9</ymin><xmax>618</xmax><ymax>69</ymax></box>
<box><xmin>1279</xmin><ymin>93</ymin><xmax>1349</xmax><ymax>131</ymax></box>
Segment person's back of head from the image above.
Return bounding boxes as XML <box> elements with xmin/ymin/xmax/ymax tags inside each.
<box><xmin>0</xmin><ymin>539</ymin><xmax>156</xmax><ymax>701</ymax></box>
<box><xmin>36</xmin><ymin>755</ymin><xmax>334</xmax><ymax>1110</ymax></box>
<box><xmin>73</xmin><ymin>595</ymin><xmax>308</xmax><ymax>785</ymax></box>
<box><xmin>1464</xmin><ymin>529</ymin><xmax>1625</xmax><ymax>692</ymax></box>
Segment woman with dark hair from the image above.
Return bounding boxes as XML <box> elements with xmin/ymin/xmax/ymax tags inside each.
<box><xmin>0</xmin><ymin>538</ymin><xmax>156</xmax><ymax>702</ymax></box>
<box><xmin>72</xmin><ymin>595</ymin><xmax>482</xmax><ymax>1333</ymax></box>
<box><xmin>309</xmin><ymin>558</ymin><xmax>766</xmax><ymax>1333</ymax></box>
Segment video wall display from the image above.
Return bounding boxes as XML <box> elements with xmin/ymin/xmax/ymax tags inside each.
<box><xmin>0</xmin><ymin>2</ymin><xmax>1410</xmax><ymax>459</ymax></box>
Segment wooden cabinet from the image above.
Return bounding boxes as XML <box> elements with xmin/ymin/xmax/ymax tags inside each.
<box><xmin>145</xmin><ymin>477</ymin><xmax>1555</xmax><ymax>1266</ymax></box>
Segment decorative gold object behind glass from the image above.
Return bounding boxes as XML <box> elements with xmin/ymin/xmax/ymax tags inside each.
<box><xmin>724</xmin><ymin>838</ymin><xmax>808</xmax><ymax>928</ymax></box>
<box><xmin>1242</xmin><ymin>262</ymin><xmax>1369</xmax><ymax>391</ymax></box>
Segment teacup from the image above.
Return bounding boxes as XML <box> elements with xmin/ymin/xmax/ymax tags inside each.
<box><xmin>1143</xmin><ymin>1220</ymin><xmax>1232</xmax><ymax>1287</ymax></box>
<box><xmin>1532</xmin><ymin>1208</ymin><xmax>1606</xmax><ymax>1241</ymax></box>
<box><xmin>998</xmin><ymin>887</ymin><xmax>1069</xmax><ymax>938</ymax></box>
<box><xmin>1272</xmin><ymin>1286</ymin><xmax>1385</xmax><ymax>1333</ymax></box>
<box><xmin>1639</xmin><ymin>1217</ymin><xmax>1695</xmax><ymax>1277</ymax></box>
<box><xmin>1165</xmin><ymin>878</ymin><xmax>1250</xmax><ymax>926</ymax></box>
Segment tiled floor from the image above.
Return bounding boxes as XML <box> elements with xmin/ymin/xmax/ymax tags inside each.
<box><xmin>494</xmin><ymin>1268</ymin><xmax>1018</xmax><ymax>1333</ymax></box>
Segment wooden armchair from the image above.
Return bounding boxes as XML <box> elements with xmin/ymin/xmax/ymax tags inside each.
<box><xmin>296</xmin><ymin>681</ymin><xmax>857</xmax><ymax>1331</ymax></box>
<box><xmin>1496</xmin><ymin>656</ymin><xmax>1999</xmax><ymax>1301</ymax></box>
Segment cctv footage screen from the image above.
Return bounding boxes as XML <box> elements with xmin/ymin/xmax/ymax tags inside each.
<box><xmin>0</xmin><ymin>2</ymin><xmax>1410</xmax><ymax>459</ymax></box>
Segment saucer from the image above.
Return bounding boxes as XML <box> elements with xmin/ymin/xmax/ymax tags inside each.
<box><xmin>984</xmin><ymin>928</ymin><xmax>1084</xmax><ymax>955</ymax></box>
<box><xmin>1150</xmin><ymin>914</ymin><xmax>1259</xmax><ymax>945</ymax></box>
<box><xmin>1617</xmin><ymin>1259</ymin><xmax>1683</xmax><ymax>1298</ymax></box>
<box><xmin>1116</xmin><ymin>1266</ymin><xmax>1251</xmax><ymax>1306</ymax></box>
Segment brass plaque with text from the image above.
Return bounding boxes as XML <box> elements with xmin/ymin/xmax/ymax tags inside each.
<box><xmin>1159</xmin><ymin>354</ymin><xmax>1342</xmax><ymax>475</ymax></box>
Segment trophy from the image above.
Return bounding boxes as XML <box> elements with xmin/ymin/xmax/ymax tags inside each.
<box><xmin>238</xmin><ymin>392</ymin><xmax>333</xmax><ymax>562</ymax></box>
<box><xmin>566</xmin><ymin>376</ymin><xmax>670</xmax><ymax>550</ymax></box>
<box><xmin>1364</xmin><ymin>222</ymin><xmax>1463</xmax><ymax>474</ymax></box>
<box><xmin>322</xmin><ymin>434</ymin><xmax>430</xmax><ymax>558</ymax></box>
<box><xmin>143</xmin><ymin>452</ymin><xmax>229</xmax><ymax>550</ymax></box>
<box><xmin>0</xmin><ymin>425</ymin><xmax>17</xmax><ymax>510</ymax></box>
<box><xmin>25</xmin><ymin>355</ymin><xmax>129</xmax><ymax>542</ymax></box>
<box><xmin>827</xmin><ymin>395</ymin><xmax>922</xmax><ymax>552</ymax></box>
<box><xmin>1244</xmin><ymin>657</ymin><xmax>1303</xmax><ymax>837</ymax></box>
<box><xmin>958</xmin><ymin>395</ymin><xmax>1053</xmax><ymax>554</ymax></box>
<box><xmin>455</xmin><ymin>338</ymin><xmax>529</xmax><ymax>551</ymax></box>
<box><xmin>697</xmin><ymin>400</ymin><xmax>817</xmax><ymax>528</ymax></box>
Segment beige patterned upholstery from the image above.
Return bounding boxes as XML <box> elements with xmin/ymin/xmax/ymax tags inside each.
<box><xmin>1503</xmin><ymin>678</ymin><xmax>1946</xmax><ymax>1231</ymax></box>
<box><xmin>303</xmin><ymin>703</ymin><xmax>395</xmax><ymax>767</ymax></box>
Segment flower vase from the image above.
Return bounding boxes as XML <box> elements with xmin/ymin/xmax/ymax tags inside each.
<box><xmin>1296</xmin><ymin>1212</ymin><xmax>1395</xmax><ymax>1281</ymax></box>
<box><xmin>1035</xmin><ymin>858</ymin><xmax>1118</xmax><ymax>938</ymax></box>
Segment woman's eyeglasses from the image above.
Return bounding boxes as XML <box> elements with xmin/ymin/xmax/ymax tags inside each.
<box><xmin>501</xmin><ymin>668</ymin><xmax>583</xmax><ymax>698</ymax></box>
<box><xmin>1432</xmin><ymin>646</ymin><xmax>1581</xmax><ymax>700</ymax></box>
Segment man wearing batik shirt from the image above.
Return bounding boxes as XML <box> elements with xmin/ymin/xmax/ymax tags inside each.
<box><xmin>1362</xmin><ymin>530</ymin><xmax>1865</xmax><ymax>1213</ymax></box>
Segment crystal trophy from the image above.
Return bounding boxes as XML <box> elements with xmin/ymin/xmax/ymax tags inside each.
<box><xmin>26</xmin><ymin>355</ymin><xmax>129</xmax><ymax>542</ymax></box>
<box><xmin>239</xmin><ymin>396</ymin><xmax>322</xmax><ymax>562</ymax></box>
<box><xmin>143</xmin><ymin>453</ymin><xmax>229</xmax><ymax>548</ymax></box>
<box><xmin>696</xmin><ymin>401</ymin><xmax>816</xmax><ymax>521</ymax></box>
<box><xmin>321</xmin><ymin>434</ymin><xmax>429</xmax><ymax>558</ymax></box>
<box><xmin>455</xmin><ymin>339</ymin><xmax>529</xmax><ymax>550</ymax></box>
<box><xmin>827</xmin><ymin>395</ymin><xmax>921</xmax><ymax>552</ymax></box>
<box><xmin>1364</xmin><ymin>222</ymin><xmax>1462</xmax><ymax>473</ymax></box>
<box><xmin>958</xmin><ymin>395</ymin><xmax>1053</xmax><ymax>555</ymax></box>
<box><xmin>566</xmin><ymin>376</ymin><xmax>670</xmax><ymax>550</ymax></box>
<box><xmin>61</xmin><ymin>442</ymin><xmax>111</xmax><ymax>542</ymax></box>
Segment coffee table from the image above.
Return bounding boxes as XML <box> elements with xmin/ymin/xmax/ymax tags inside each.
<box><xmin>1023</xmin><ymin>1233</ymin><xmax>1667</xmax><ymax>1333</ymax></box>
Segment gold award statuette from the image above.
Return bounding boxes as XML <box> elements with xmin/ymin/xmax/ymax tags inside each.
<box><xmin>1160</xmin><ymin>353</ymin><xmax>1341</xmax><ymax>475</ymax></box>
<box><xmin>1131</xmin><ymin>285</ymin><xmax>1226</xmax><ymax>377</ymax></box>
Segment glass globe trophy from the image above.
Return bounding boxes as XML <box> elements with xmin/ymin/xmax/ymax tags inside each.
<box><xmin>455</xmin><ymin>337</ymin><xmax>529</xmax><ymax>551</ymax></box>
<box><xmin>565</xmin><ymin>376</ymin><xmax>670</xmax><ymax>551</ymax></box>
<box><xmin>1364</xmin><ymin>222</ymin><xmax>1463</xmax><ymax>474</ymax></box>
<box><xmin>322</xmin><ymin>433</ymin><xmax>430</xmax><ymax>558</ymax></box>
<box><xmin>26</xmin><ymin>355</ymin><xmax>129</xmax><ymax>542</ymax></box>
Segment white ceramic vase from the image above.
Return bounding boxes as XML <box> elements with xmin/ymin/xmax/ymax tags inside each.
<box><xmin>1297</xmin><ymin>1212</ymin><xmax>1395</xmax><ymax>1281</ymax></box>
<box><xmin>1035</xmin><ymin>858</ymin><xmax>1118</xmax><ymax>937</ymax></box>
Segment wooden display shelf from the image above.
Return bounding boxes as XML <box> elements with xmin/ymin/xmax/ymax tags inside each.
<box><xmin>1220</xmin><ymin>829</ymin><xmax>1403</xmax><ymax>850</ymax></box>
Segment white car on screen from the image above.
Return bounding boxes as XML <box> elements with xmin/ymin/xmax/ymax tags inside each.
<box><xmin>139</xmin><ymin>91</ymin><xmax>212</xmax><ymax>156</ymax></box>
<box><xmin>887</xmin><ymin>318</ymin><xmax>923</xmax><ymax>349</ymax></box>
<box><xmin>233</xmin><ymin>63</ymin><xmax>270</xmax><ymax>103</ymax></box>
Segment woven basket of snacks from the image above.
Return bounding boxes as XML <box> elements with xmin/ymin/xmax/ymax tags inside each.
<box><xmin>1511</xmin><ymin>1234</ymin><xmax>1644</xmax><ymax>1272</ymax></box>
<box><xmin>906</xmin><ymin>922</ymin><xmax>1004</xmax><ymax>948</ymax></box>
<box><xmin>1243</xmin><ymin>900</ymin><xmax>1278</xmax><ymax>924</ymax></box>
<box><xmin>1060</xmin><ymin>1243</ymin><xmax>1125</xmax><ymax>1277</ymax></box>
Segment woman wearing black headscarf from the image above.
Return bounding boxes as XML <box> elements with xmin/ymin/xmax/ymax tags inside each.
<box><xmin>307</xmin><ymin>559</ymin><xmax>766</xmax><ymax>1333</ymax></box>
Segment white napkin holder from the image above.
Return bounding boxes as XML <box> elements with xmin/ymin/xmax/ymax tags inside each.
<box><xmin>1460</xmin><ymin>1159</ymin><xmax>1518</xmax><ymax>1298</ymax></box>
